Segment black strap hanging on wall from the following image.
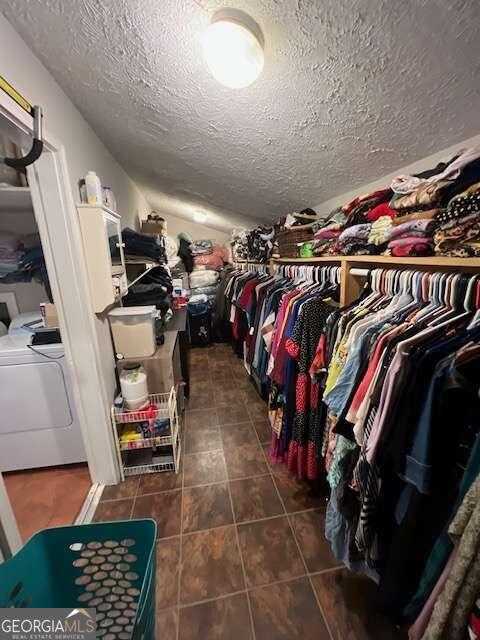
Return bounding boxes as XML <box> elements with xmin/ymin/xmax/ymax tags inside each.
<box><xmin>0</xmin><ymin>74</ymin><xmax>44</xmax><ymax>170</ymax></box>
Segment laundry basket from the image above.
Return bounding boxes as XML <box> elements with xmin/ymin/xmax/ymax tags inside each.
<box><xmin>0</xmin><ymin>519</ymin><xmax>157</xmax><ymax>640</ymax></box>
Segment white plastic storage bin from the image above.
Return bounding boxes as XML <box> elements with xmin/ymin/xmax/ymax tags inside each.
<box><xmin>109</xmin><ymin>306</ymin><xmax>157</xmax><ymax>359</ymax></box>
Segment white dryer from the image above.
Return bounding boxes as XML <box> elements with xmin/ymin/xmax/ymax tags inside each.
<box><xmin>0</xmin><ymin>329</ymin><xmax>86</xmax><ymax>471</ymax></box>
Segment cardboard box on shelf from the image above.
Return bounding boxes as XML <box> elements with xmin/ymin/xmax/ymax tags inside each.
<box><xmin>141</xmin><ymin>221</ymin><xmax>166</xmax><ymax>236</ymax></box>
<box><xmin>40</xmin><ymin>302</ymin><xmax>59</xmax><ymax>328</ymax></box>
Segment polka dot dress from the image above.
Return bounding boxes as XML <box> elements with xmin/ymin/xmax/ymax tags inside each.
<box><xmin>436</xmin><ymin>190</ymin><xmax>480</xmax><ymax>225</ymax></box>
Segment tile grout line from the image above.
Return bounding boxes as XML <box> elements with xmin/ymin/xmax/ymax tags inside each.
<box><xmin>175</xmin><ymin>571</ymin><xmax>341</xmax><ymax>612</ymax></box>
<box><xmin>175</xmin><ymin>412</ymin><xmax>186</xmax><ymax>640</ymax></box>
<box><xmin>165</xmin><ymin>503</ymin><xmax>325</xmax><ymax>539</ymax></box>
<box><xmin>101</xmin><ymin>466</ymin><xmax>276</xmax><ymax>503</ymax></box>
<box><xmin>192</xmin><ymin>400</ymin><xmax>252</xmax><ymax>635</ymax></box>
<box><xmin>178</xmin><ymin>588</ymin><xmax>250</xmax><ymax>611</ymax></box>
<box><xmin>286</xmin><ymin>507</ymin><xmax>335</xmax><ymax>640</ymax></box>
<box><xmin>164</xmin><ymin>568</ymin><xmax>345</xmax><ymax>615</ymax></box>
<box><xmin>225</xmin><ymin>467</ymin><xmax>257</xmax><ymax>640</ymax></box>
<box><xmin>251</xmin><ymin>396</ymin><xmax>335</xmax><ymax>640</ymax></box>
<box><xmin>129</xmin><ymin>476</ymin><xmax>140</xmax><ymax>519</ymax></box>
<box><xmin>185</xmin><ymin>472</ymin><xmax>270</xmax><ymax>491</ymax></box>
<box><xmin>217</xmin><ymin>369</ymin><xmax>258</xmax><ymax>640</ymax></box>
<box><xmin>309</xmin><ymin>566</ymin><xmax>343</xmax><ymax>578</ymax></box>
<box><xmin>246</xmin><ymin>572</ymin><xmax>310</xmax><ymax>595</ymax></box>
<box><xmin>244</xmin><ymin>394</ymin><xmax>289</xmax><ymax>639</ymax></box>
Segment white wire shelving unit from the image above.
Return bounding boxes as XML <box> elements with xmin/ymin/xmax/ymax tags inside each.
<box><xmin>111</xmin><ymin>388</ymin><xmax>181</xmax><ymax>477</ymax></box>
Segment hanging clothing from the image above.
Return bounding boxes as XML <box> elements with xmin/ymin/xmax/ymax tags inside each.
<box><xmin>285</xmin><ymin>297</ymin><xmax>334</xmax><ymax>479</ymax></box>
<box><xmin>315</xmin><ymin>271</ymin><xmax>480</xmax><ymax>628</ymax></box>
<box><xmin>177</xmin><ymin>237</ymin><xmax>194</xmax><ymax>273</ymax></box>
<box><xmin>422</xmin><ymin>474</ymin><xmax>480</xmax><ymax>640</ymax></box>
<box><xmin>216</xmin><ymin>263</ymin><xmax>480</xmax><ymax>639</ymax></box>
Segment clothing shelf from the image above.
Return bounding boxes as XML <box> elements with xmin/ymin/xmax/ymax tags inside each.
<box><xmin>271</xmin><ymin>255</ymin><xmax>480</xmax><ymax>305</ymax></box>
<box><xmin>233</xmin><ymin>259</ymin><xmax>269</xmax><ymax>267</ymax></box>
<box><xmin>0</xmin><ymin>186</ymin><xmax>32</xmax><ymax>213</ymax></box>
<box><xmin>272</xmin><ymin>255</ymin><xmax>480</xmax><ymax>267</ymax></box>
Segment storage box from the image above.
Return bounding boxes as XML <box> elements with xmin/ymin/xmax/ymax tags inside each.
<box><xmin>109</xmin><ymin>305</ymin><xmax>157</xmax><ymax>359</ymax></box>
<box><xmin>141</xmin><ymin>221</ymin><xmax>166</xmax><ymax>235</ymax></box>
<box><xmin>39</xmin><ymin>302</ymin><xmax>59</xmax><ymax>328</ymax></box>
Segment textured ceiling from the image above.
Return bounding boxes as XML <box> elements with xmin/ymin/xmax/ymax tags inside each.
<box><xmin>3</xmin><ymin>0</ymin><xmax>480</xmax><ymax>229</ymax></box>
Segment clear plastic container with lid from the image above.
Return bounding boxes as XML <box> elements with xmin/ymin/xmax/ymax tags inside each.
<box><xmin>108</xmin><ymin>305</ymin><xmax>157</xmax><ymax>359</ymax></box>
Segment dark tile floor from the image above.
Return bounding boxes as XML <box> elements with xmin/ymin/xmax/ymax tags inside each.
<box><xmin>94</xmin><ymin>343</ymin><xmax>407</xmax><ymax>640</ymax></box>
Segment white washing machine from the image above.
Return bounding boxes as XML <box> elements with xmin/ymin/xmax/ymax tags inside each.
<box><xmin>0</xmin><ymin>324</ymin><xmax>87</xmax><ymax>471</ymax></box>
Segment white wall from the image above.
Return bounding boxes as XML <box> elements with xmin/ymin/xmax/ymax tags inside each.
<box><xmin>0</xmin><ymin>281</ymin><xmax>47</xmax><ymax>315</ymax></box>
<box><xmin>158</xmin><ymin>213</ymin><xmax>230</xmax><ymax>244</ymax></box>
<box><xmin>140</xmin><ymin>186</ymin><xmax>259</xmax><ymax>239</ymax></box>
<box><xmin>0</xmin><ymin>14</ymin><xmax>152</xmax><ymax>403</ymax></box>
<box><xmin>315</xmin><ymin>133</ymin><xmax>480</xmax><ymax>215</ymax></box>
<box><xmin>0</xmin><ymin>14</ymin><xmax>150</xmax><ymax>229</ymax></box>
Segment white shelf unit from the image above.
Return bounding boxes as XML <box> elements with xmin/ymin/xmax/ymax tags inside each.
<box><xmin>111</xmin><ymin>388</ymin><xmax>181</xmax><ymax>477</ymax></box>
<box><xmin>76</xmin><ymin>204</ymin><xmax>127</xmax><ymax>312</ymax></box>
<box><xmin>0</xmin><ymin>186</ymin><xmax>32</xmax><ymax>212</ymax></box>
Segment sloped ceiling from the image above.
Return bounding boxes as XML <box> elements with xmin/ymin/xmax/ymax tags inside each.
<box><xmin>3</xmin><ymin>0</ymin><xmax>480</xmax><ymax>230</ymax></box>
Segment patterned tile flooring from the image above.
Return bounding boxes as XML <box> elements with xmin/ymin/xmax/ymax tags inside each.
<box><xmin>94</xmin><ymin>343</ymin><xmax>407</xmax><ymax>640</ymax></box>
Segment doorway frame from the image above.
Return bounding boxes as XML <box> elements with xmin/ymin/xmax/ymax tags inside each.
<box><xmin>0</xmin><ymin>92</ymin><xmax>119</xmax><ymax>555</ymax></box>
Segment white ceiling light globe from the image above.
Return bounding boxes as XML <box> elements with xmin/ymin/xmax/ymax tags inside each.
<box><xmin>194</xmin><ymin>211</ymin><xmax>208</xmax><ymax>223</ymax></box>
<box><xmin>202</xmin><ymin>14</ymin><xmax>264</xmax><ymax>89</ymax></box>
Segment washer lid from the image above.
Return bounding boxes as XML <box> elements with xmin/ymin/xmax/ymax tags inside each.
<box><xmin>0</xmin><ymin>334</ymin><xmax>64</xmax><ymax>357</ymax></box>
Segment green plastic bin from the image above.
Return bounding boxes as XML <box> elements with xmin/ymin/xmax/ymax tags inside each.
<box><xmin>0</xmin><ymin>519</ymin><xmax>157</xmax><ymax>639</ymax></box>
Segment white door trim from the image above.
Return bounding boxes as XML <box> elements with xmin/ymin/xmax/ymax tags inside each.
<box><xmin>0</xmin><ymin>89</ymin><xmax>119</xmax><ymax>499</ymax></box>
<box><xmin>28</xmin><ymin>151</ymin><xmax>119</xmax><ymax>484</ymax></box>
<box><xmin>0</xmin><ymin>474</ymin><xmax>22</xmax><ymax>560</ymax></box>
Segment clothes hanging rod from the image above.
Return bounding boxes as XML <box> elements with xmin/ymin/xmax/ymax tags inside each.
<box><xmin>350</xmin><ymin>267</ymin><xmax>370</xmax><ymax>277</ymax></box>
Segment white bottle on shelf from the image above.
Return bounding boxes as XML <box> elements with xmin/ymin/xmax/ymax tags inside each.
<box><xmin>85</xmin><ymin>171</ymin><xmax>103</xmax><ymax>205</ymax></box>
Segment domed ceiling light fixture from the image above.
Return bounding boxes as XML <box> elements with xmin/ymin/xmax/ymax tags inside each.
<box><xmin>202</xmin><ymin>8</ymin><xmax>264</xmax><ymax>89</ymax></box>
<box><xmin>194</xmin><ymin>211</ymin><xmax>208</xmax><ymax>223</ymax></box>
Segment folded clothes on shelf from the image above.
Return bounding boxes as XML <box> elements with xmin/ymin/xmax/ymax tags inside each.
<box><xmin>284</xmin><ymin>146</ymin><xmax>480</xmax><ymax>258</ymax></box>
<box><xmin>118</xmin><ymin>228</ymin><xmax>167</xmax><ymax>263</ymax></box>
<box><xmin>190</xmin><ymin>239</ymin><xmax>213</xmax><ymax>255</ymax></box>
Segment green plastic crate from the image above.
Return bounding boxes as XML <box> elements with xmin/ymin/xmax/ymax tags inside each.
<box><xmin>0</xmin><ymin>519</ymin><xmax>157</xmax><ymax>639</ymax></box>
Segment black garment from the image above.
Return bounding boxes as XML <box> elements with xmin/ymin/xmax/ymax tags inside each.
<box><xmin>123</xmin><ymin>265</ymin><xmax>172</xmax><ymax>313</ymax></box>
<box><xmin>440</xmin><ymin>157</ymin><xmax>480</xmax><ymax>205</ymax></box>
<box><xmin>188</xmin><ymin>305</ymin><xmax>212</xmax><ymax>347</ymax></box>
<box><xmin>178</xmin><ymin>238</ymin><xmax>194</xmax><ymax>273</ymax></box>
<box><xmin>246</xmin><ymin>225</ymin><xmax>274</xmax><ymax>263</ymax></box>
<box><xmin>414</xmin><ymin>154</ymin><xmax>459</xmax><ymax>179</ymax></box>
<box><xmin>120</xmin><ymin>228</ymin><xmax>166</xmax><ymax>263</ymax></box>
<box><xmin>212</xmin><ymin>267</ymin><xmax>234</xmax><ymax>342</ymax></box>
<box><xmin>376</xmin><ymin>478</ymin><xmax>457</xmax><ymax>623</ymax></box>
<box><xmin>123</xmin><ymin>292</ymin><xmax>170</xmax><ymax>315</ymax></box>
<box><xmin>141</xmin><ymin>266</ymin><xmax>173</xmax><ymax>292</ymax></box>
<box><xmin>375</xmin><ymin>336</ymin><xmax>480</xmax><ymax>621</ymax></box>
